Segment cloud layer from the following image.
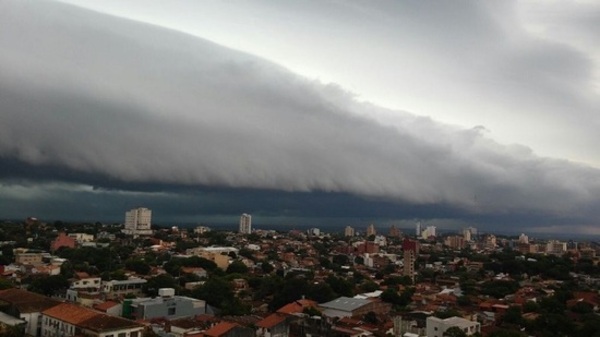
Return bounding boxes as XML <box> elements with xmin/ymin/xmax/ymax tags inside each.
<box><xmin>1</xmin><ymin>0</ymin><xmax>600</xmax><ymax>230</ymax></box>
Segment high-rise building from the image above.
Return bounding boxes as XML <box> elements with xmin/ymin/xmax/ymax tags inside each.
<box><xmin>519</xmin><ymin>233</ymin><xmax>529</xmax><ymax>244</ymax></box>
<box><xmin>445</xmin><ymin>235</ymin><xmax>466</xmax><ymax>250</ymax></box>
<box><xmin>389</xmin><ymin>225</ymin><xmax>401</xmax><ymax>238</ymax></box>
<box><xmin>123</xmin><ymin>207</ymin><xmax>153</xmax><ymax>236</ymax></box>
<box><xmin>344</xmin><ymin>226</ymin><xmax>355</xmax><ymax>237</ymax></box>
<box><xmin>403</xmin><ymin>238</ymin><xmax>418</xmax><ymax>283</ymax></box>
<box><xmin>366</xmin><ymin>224</ymin><xmax>376</xmax><ymax>237</ymax></box>
<box><xmin>416</xmin><ymin>222</ymin><xmax>422</xmax><ymax>237</ymax></box>
<box><xmin>239</xmin><ymin>213</ymin><xmax>252</xmax><ymax>234</ymax></box>
<box><xmin>462</xmin><ymin>228</ymin><xmax>472</xmax><ymax>241</ymax></box>
<box><xmin>422</xmin><ymin>226</ymin><xmax>436</xmax><ymax>239</ymax></box>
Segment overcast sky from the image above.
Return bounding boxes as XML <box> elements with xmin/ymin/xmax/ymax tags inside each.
<box><xmin>1</xmin><ymin>0</ymin><xmax>599</xmax><ymax>235</ymax></box>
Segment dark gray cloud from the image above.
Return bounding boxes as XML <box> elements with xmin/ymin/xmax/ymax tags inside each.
<box><xmin>1</xmin><ymin>0</ymin><xmax>600</xmax><ymax>233</ymax></box>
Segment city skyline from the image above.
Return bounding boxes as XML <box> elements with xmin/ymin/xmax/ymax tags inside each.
<box><xmin>1</xmin><ymin>1</ymin><xmax>600</xmax><ymax>235</ymax></box>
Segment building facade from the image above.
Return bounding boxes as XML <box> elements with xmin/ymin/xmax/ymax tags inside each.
<box><xmin>366</xmin><ymin>224</ymin><xmax>376</xmax><ymax>237</ymax></box>
<box><xmin>128</xmin><ymin>289</ymin><xmax>206</xmax><ymax>320</ymax></box>
<box><xmin>123</xmin><ymin>207</ymin><xmax>153</xmax><ymax>236</ymax></box>
<box><xmin>426</xmin><ymin>316</ymin><xmax>481</xmax><ymax>337</ymax></box>
<box><xmin>403</xmin><ymin>238</ymin><xmax>418</xmax><ymax>283</ymax></box>
<box><xmin>42</xmin><ymin>302</ymin><xmax>144</xmax><ymax>337</ymax></box>
<box><xmin>239</xmin><ymin>214</ymin><xmax>252</xmax><ymax>234</ymax></box>
<box><xmin>102</xmin><ymin>278</ymin><xmax>147</xmax><ymax>300</ymax></box>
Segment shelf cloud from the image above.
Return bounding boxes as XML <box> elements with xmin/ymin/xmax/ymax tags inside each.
<box><xmin>1</xmin><ymin>0</ymin><xmax>600</xmax><ymax>231</ymax></box>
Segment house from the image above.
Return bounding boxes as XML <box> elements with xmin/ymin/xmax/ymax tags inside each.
<box><xmin>66</xmin><ymin>275</ymin><xmax>103</xmax><ymax>307</ymax></box>
<box><xmin>128</xmin><ymin>289</ymin><xmax>206</xmax><ymax>320</ymax></box>
<box><xmin>50</xmin><ymin>233</ymin><xmax>76</xmax><ymax>252</ymax></box>
<box><xmin>201</xmin><ymin>321</ymin><xmax>254</xmax><ymax>337</ymax></box>
<box><xmin>0</xmin><ymin>288</ymin><xmax>61</xmax><ymax>337</ymax></box>
<box><xmin>41</xmin><ymin>302</ymin><xmax>144</xmax><ymax>337</ymax></box>
<box><xmin>93</xmin><ymin>301</ymin><xmax>122</xmax><ymax>317</ymax></box>
<box><xmin>181</xmin><ymin>267</ymin><xmax>207</xmax><ymax>279</ymax></box>
<box><xmin>426</xmin><ymin>316</ymin><xmax>481</xmax><ymax>337</ymax></box>
<box><xmin>102</xmin><ymin>278</ymin><xmax>147</xmax><ymax>300</ymax></box>
<box><xmin>319</xmin><ymin>297</ymin><xmax>390</xmax><ymax>318</ymax></box>
<box><xmin>15</xmin><ymin>253</ymin><xmax>44</xmax><ymax>265</ymax></box>
<box><xmin>68</xmin><ymin>233</ymin><xmax>95</xmax><ymax>243</ymax></box>
<box><xmin>256</xmin><ymin>313</ymin><xmax>288</xmax><ymax>337</ymax></box>
<box><xmin>0</xmin><ymin>310</ymin><xmax>27</xmax><ymax>335</ymax></box>
<box><xmin>276</xmin><ymin>299</ymin><xmax>318</xmax><ymax>315</ymax></box>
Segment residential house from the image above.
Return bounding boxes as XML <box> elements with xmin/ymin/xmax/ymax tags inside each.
<box><xmin>41</xmin><ymin>302</ymin><xmax>144</xmax><ymax>337</ymax></box>
<box><xmin>426</xmin><ymin>316</ymin><xmax>481</xmax><ymax>337</ymax></box>
<box><xmin>102</xmin><ymin>278</ymin><xmax>147</xmax><ymax>300</ymax></box>
<box><xmin>0</xmin><ymin>288</ymin><xmax>61</xmax><ymax>337</ymax></box>
<box><xmin>128</xmin><ymin>289</ymin><xmax>206</xmax><ymax>320</ymax></box>
<box><xmin>50</xmin><ymin>233</ymin><xmax>76</xmax><ymax>252</ymax></box>
<box><xmin>201</xmin><ymin>321</ymin><xmax>254</xmax><ymax>337</ymax></box>
<box><xmin>319</xmin><ymin>297</ymin><xmax>390</xmax><ymax>318</ymax></box>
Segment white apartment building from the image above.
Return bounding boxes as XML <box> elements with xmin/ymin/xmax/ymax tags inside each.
<box><xmin>122</xmin><ymin>207</ymin><xmax>153</xmax><ymax>236</ymax></box>
<box><xmin>422</xmin><ymin>226</ymin><xmax>437</xmax><ymax>239</ymax></box>
<box><xmin>239</xmin><ymin>213</ymin><xmax>252</xmax><ymax>234</ymax></box>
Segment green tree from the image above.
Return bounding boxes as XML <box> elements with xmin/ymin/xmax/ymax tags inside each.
<box><xmin>144</xmin><ymin>274</ymin><xmax>178</xmax><ymax>296</ymax></box>
<box><xmin>125</xmin><ymin>258</ymin><xmax>151</xmax><ymax>275</ymax></box>
<box><xmin>0</xmin><ymin>278</ymin><xmax>14</xmax><ymax>290</ymax></box>
<box><xmin>226</xmin><ymin>260</ymin><xmax>249</xmax><ymax>274</ymax></box>
<box><xmin>28</xmin><ymin>275</ymin><xmax>69</xmax><ymax>296</ymax></box>
<box><xmin>192</xmin><ymin>277</ymin><xmax>235</xmax><ymax>309</ymax></box>
<box><xmin>261</xmin><ymin>261</ymin><xmax>274</xmax><ymax>274</ymax></box>
<box><xmin>359</xmin><ymin>281</ymin><xmax>379</xmax><ymax>293</ymax></box>
<box><xmin>326</xmin><ymin>275</ymin><xmax>353</xmax><ymax>297</ymax></box>
<box><xmin>444</xmin><ymin>326</ymin><xmax>467</xmax><ymax>337</ymax></box>
<box><xmin>363</xmin><ymin>311</ymin><xmax>378</xmax><ymax>324</ymax></box>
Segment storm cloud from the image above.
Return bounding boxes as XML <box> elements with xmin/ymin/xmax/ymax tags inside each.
<box><xmin>1</xmin><ymin>0</ymin><xmax>600</xmax><ymax>232</ymax></box>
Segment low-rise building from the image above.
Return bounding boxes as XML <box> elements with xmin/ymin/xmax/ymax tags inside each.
<box><xmin>0</xmin><ymin>288</ymin><xmax>61</xmax><ymax>337</ymax></box>
<box><xmin>426</xmin><ymin>316</ymin><xmax>481</xmax><ymax>337</ymax></box>
<box><xmin>42</xmin><ymin>302</ymin><xmax>144</xmax><ymax>337</ymax></box>
<box><xmin>15</xmin><ymin>253</ymin><xmax>44</xmax><ymax>265</ymax></box>
<box><xmin>102</xmin><ymin>278</ymin><xmax>147</xmax><ymax>300</ymax></box>
<box><xmin>128</xmin><ymin>288</ymin><xmax>206</xmax><ymax>320</ymax></box>
<box><xmin>319</xmin><ymin>297</ymin><xmax>390</xmax><ymax>318</ymax></box>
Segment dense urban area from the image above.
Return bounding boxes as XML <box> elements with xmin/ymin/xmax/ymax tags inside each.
<box><xmin>1</xmin><ymin>208</ymin><xmax>599</xmax><ymax>337</ymax></box>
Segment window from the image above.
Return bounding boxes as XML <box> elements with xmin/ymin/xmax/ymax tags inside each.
<box><xmin>168</xmin><ymin>307</ymin><xmax>176</xmax><ymax>315</ymax></box>
<box><xmin>118</xmin><ymin>333</ymin><xmax>126</xmax><ymax>337</ymax></box>
<box><xmin>130</xmin><ymin>332</ymin><xmax>139</xmax><ymax>337</ymax></box>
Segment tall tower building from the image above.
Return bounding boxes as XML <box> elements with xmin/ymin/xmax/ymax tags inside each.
<box><xmin>366</xmin><ymin>224</ymin><xmax>376</xmax><ymax>237</ymax></box>
<box><xmin>123</xmin><ymin>207</ymin><xmax>153</xmax><ymax>236</ymax></box>
<box><xmin>239</xmin><ymin>213</ymin><xmax>252</xmax><ymax>234</ymax></box>
<box><xmin>462</xmin><ymin>228</ymin><xmax>472</xmax><ymax>241</ymax></box>
<box><xmin>402</xmin><ymin>238</ymin><xmax>418</xmax><ymax>283</ymax></box>
<box><xmin>389</xmin><ymin>225</ymin><xmax>401</xmax><ymax>238</ymax></box>
<box><xmin>416</xmin><ymin>221</ymin><xmax>422</xmax><ymax>237</ymax></box>
<box><xmin>344</xmin><ymin>226</ymin><xmax>355</xmax><ymax>237</ymax></box>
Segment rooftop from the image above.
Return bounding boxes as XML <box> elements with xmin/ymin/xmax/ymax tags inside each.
<box><xmin>0</xmin><ymin>288</ymin><xmax>61</xmax><ymax>313</ymax></box>
<box><xmin>319</xmin><ymin>297</ymin><xmax>370</xmax><ymax>312</ymax></box>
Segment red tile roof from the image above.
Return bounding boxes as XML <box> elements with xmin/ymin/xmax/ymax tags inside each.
<box><xmin>256</xmin><ymin>313</ymin><xmax>287</xmax><ymax>328</ymax></box>
<box><xmin>202</xmin><ymin>322</ymin><xmax>238</xmax><ymax>337</ymax></box>
<box><xmin>0</xmin><ymin>288</ymin><xmax>61</xmax><ymax>313</ymax></box>
<box><xmin>43</xmin><ymin>303</ymin><xmax>98</xmax><ymax>325</ymax></box>
<box><xmin>42</xmin><ymin>303</ymin><xmax>142</xmax><ymax>332</ymax></box>
<box><xmin>276</xmin><ymin>299</ymin><xmax>318</xmax><ymax>315</ymax></box>
<box><xmin>93</xmin><ymin>301</ymin><xmax>119</xmax><ymax>312</ymax></box>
